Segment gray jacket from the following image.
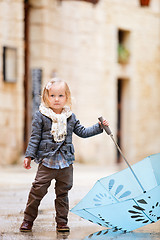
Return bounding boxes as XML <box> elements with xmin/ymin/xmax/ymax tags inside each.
<box><xmin>25</xmin><ymin>111</ymin><xmax>103</xmax><ymax>163</ymax></box>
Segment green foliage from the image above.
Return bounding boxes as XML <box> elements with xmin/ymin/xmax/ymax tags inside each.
<box><xmin>118</xmin><ymin>44</ymin><xmax>130</xmax><ymax>64</ymax></box>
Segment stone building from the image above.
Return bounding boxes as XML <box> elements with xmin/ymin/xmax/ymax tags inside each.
<box><xmin>0</xmin><ymin>0</ymin><xmax>160</xmax><ymax>166</ymax></box>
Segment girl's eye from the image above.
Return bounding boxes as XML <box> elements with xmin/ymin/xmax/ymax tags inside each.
<box><xmin>50</xmin><ymin>94</ymin><xmax>65</xmax><ymax>97</ymax></box>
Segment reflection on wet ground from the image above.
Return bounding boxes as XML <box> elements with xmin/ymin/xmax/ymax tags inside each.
<box><xmin>2</xmin><ymin>224</ymin><xmax>160</xmax><ymax>240</ymax></box>
<box><xmin>1</xmin><ymin>164</ymin><xmax>160</xmax><ymax>239</ymax></box>
<box><xmin>84</xmin><ymin>228</ymin><xmax>160</xmax><ymax>240</ymax></box>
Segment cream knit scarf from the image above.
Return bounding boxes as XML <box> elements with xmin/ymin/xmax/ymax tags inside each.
<box><xmin>39</xmin><ymin>103</ymin><xmax>72</xmax><ymax>142</ymax></box>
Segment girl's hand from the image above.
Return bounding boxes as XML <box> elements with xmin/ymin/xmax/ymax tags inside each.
<box><xmin>99</xmin><ymin>119</ymin><xmax>109</xmax><ymax>127</ymax></box>
<box><xmin>24</xmin><ymin>157</ymin><xmax>31</xmax><ymax>169</ymax></box>
<box><xmin>102</xmin><ymin>119</ymin><xmax>109</xmax><ymax>126</ymax></box>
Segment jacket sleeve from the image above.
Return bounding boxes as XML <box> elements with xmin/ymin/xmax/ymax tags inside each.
<box><xmin>25</xmin><ymin>111</ymin><xmax>43</xmax><ymax>159</ymax></box>
<box><xmin>73</xmin><ymin>114</ymin><xmax>103</xmax><ymax>138</ymax></box>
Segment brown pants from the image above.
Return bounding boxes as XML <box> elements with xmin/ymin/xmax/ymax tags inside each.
<box><xmin>24</xmin><ymin>163</ymin><xmax>73</xmax><ymax>224</ymax></box>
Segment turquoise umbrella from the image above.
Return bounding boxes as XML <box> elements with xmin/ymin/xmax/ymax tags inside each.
<box><xmin>71</xmin><ymin>117</ymin><xmax>160</xmax><ymax>232</ymax></box>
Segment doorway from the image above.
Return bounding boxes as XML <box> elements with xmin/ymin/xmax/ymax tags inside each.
<box><xmin>117</xmin><ymin>78</ymin><xmax>130</xmax><ymax>163</ymax></box>
<box><xmin>24</xmin><ymin>0</ymin><xmax>31</xmax><ymax>151</ymax></box>
<box><xmin>24</xmin><ymin>1</ymin><xmax>43</xmax><ymax>151</ymax></box>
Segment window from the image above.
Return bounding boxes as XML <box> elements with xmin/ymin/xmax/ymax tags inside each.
<box><xmin>118</xmin><ymin>30</ymin><xmax>130</xmax><ymax>64</ymax></box>
<box><xmin>140</xmin><ymin>0</ymin><xmax>150</xmax><ymax>7</ymax></box>
<box><xmin>3</xmin><ymin>46</ymin><xmax>17</xmax><ymax>82</ymax></box>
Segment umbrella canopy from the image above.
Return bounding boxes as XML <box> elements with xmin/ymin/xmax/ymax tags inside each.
<box><xmin>71</xmin><ymin>153</ymin><xmax>160</xmax><ymax>232</ymax></box>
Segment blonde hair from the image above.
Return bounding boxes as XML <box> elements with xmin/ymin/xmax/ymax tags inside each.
<box><xmin>42</xmin><ymin>78</ymin><xmax>72</xmax><ymax>109</ymax></box>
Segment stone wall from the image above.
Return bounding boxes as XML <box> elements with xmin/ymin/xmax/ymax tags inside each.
<box><xmin>28</xmin><ymin>0</ymin><xmax>160</xmax><ymax>165</ymax></box>
<box><xmin>0</xmin><ymin>0</ymin><xmax>160</xmax><ymax>166</ymax></box>
<box><xmin>0</xmin><ymin>0</ymin><xmax>24</xmax><ymax>165</ymax></box>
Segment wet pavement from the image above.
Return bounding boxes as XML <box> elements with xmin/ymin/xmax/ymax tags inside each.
<box><xmin>1</xmin><ymin>163</ymin><xmax>160</xmax><ymax>240</ymax></box>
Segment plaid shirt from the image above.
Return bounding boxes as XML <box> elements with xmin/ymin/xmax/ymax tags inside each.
<box><xmin>42</xmin><ymin>152</ymin><xmax>73</xmax><ymax>169</ymax></box>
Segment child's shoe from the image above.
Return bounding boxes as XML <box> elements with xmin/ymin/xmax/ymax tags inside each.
<box><xmin>56</xmin><ymin>223</ymin><xmax>70</xmax><ymax>232</ymax></box>
<box><xmin>20</xmin><ymin>220</ymin><xmax>33</xmax><ymax>232</ymax></box>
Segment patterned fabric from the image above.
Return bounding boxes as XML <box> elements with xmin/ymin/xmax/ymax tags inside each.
<box><xmin>42</xmin><ymin>152</ymin><xmax>73</xmax><ymax>169</ymax></box>
<box><xmin>39</xmin><ymin>103</ymin><xmax>72</xmax><ymax>142</ymax></box>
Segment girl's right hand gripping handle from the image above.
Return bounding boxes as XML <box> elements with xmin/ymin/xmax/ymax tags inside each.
<box><xmin>98</xmin><ymin>116</ymin><xmax>112</xmax><ymax>135</ymax></box>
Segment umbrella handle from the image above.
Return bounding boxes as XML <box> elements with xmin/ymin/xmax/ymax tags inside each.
<box><xmin>98</xmin><ymin>116</ymin><xmax>146</xmax><ymax>193</ymax></box>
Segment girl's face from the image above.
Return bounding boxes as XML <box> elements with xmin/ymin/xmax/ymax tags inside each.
<box><xmin>47</xmin><ymin>83</ymin><xmax>67</xmax><ymax>114</ymax></box>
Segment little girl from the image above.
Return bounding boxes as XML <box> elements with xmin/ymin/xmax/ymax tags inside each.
<box><xmin>20</xmin><ymin>78</ymin><xmax>109</xmax><ymax>233</ymax></box>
